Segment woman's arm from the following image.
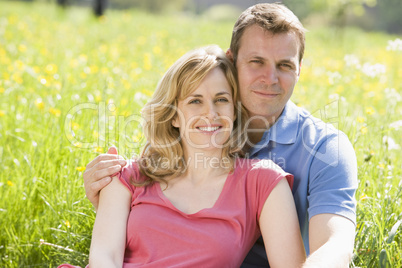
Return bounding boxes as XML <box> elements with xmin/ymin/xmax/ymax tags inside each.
<box><xmin>89</xmin><ymin>175</ymin><xmax>131</xmax><ymax>268</ymax></box>
<box><xmin>259</xmin><ymin>179</ymin><xmax>306</xmax><ymax>268</ymax></box>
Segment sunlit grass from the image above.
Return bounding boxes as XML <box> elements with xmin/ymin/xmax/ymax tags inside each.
<box><xmin>0</xmin><ymin>1</ymin><xmax>401</xmax><ymax>267</ymax></box>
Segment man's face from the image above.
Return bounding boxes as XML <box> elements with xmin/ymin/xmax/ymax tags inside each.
<box><xmin>234</xmin><ymin>24</ymin><xmax>301</xmax><ymax>124</ymax></box>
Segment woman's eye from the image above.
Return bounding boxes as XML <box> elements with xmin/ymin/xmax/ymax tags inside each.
<box><xmin>189</xmin><ymin>99</ymin><xmax>201</xmax><ymax>104</ymax></box>
<box><xmin>216</xmin><ymin>98</ymin><xmax>229</xmax><ymax>103</ymax></box>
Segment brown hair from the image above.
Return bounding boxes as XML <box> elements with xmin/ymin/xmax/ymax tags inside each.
<box><xmin>135</xmin><ymin>45</ymin><xmax>248</xmax><ymax>187</ymax></box>
<box><xmin>230</xmin><ymin>3</ymin><xmax>306</xmax><ymax>64</ymax></box>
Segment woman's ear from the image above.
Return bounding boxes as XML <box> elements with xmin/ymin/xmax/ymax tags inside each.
<box><xmin>172</xmin><ymin>115</ymin><xmax>179</xmax><ymax>128</ymax></box>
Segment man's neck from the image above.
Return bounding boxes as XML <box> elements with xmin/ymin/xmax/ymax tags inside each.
<box><xmin>246</xmin><ymin>117</ymin><xmax>274</xmax><ymax>146</ymax></box>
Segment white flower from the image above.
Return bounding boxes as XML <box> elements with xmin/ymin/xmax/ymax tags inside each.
<box><xmin>361</xmin><ymin>63</ymin><xmax>386</xmax><ymax>78</ymax></box>
<box><xmin>386</xmin><ymin>38</ymin><xmax>402</xmax><ymax>51</ymax></box>
<box><xmin>344</xmin><ymin>54</ymin><xmax>360</xmax><ymax>68</ymax></box>
<box><xmin>389</xmin><ymin>120</ymin><xmax>402</xmax><ymax>130</ymax></box>
<box><xmin>383</xmin><ymin>136</ymin><xmax>401</xmax><ymax>150</ymax></box>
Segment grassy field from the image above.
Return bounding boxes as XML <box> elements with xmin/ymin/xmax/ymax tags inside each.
<box><xmin>0</xmin><ymin>2</ymin><xmax>401</xmax><ymax>267</ymax></box>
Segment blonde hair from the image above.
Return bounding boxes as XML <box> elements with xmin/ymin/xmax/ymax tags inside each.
<box><xmin>134</xmin><ymin>45</ymin><xmax>248</xmax><ymax>187</ymax></box>
<box><xmin>230</xmin><ymin>3</ymin><xmax>307</xmax><ymax>64</ymax></box>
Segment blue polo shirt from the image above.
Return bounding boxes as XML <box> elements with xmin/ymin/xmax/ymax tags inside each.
<box><xmin>242</xmin><ymin>100</ymin><xmax>358</xmax><ymax>266</ymax></box>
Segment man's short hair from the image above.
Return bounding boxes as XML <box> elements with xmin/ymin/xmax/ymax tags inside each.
<box><xmin>230</xmin><ymin>3</ymin><xmax>306</xmax><ymax>64</ymax></box>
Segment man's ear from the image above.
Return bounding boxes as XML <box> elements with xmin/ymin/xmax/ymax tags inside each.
<box><xmin>226</xmin><ymin>49</ymin><xmax>234</xmax><ymax>63</ymax></box>
<box><xmin>297</xmin><ymin>59</ymin><xmax>302</xmax><ymax>79</ymax></box>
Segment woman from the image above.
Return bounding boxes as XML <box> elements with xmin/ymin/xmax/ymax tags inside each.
<box><xmin>61</xmin><ymin>45</ymin><xmax>305</xmax><ymax>267</ymax></box>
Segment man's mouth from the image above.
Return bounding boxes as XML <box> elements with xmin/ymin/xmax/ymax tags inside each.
<box><xmin>252</xmin><ymin>91</ymin><xmax>279</xmax><ymax>98</ymax></box>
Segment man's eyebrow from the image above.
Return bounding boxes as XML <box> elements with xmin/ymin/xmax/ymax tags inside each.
<box><xmin>280</xmin><ymin>59</ymin><xmax>297</xmax><ymax>66</ymax></box>
<box><xmin>249</xmin><ymin>56</ymin><xmax>265</xmax><ymax>61</ymax></box>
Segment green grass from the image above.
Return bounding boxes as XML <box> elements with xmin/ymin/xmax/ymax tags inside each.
<box><xmin>0</xmin><ymin>2</ymin><xmax>401</xmax><ymax>267</ymax></box>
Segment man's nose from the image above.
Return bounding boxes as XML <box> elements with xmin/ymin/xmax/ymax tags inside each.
<box><xmin>260</xmin><ymin>64</ymin><xmax>279</xmax><ymax>84</ymax></box>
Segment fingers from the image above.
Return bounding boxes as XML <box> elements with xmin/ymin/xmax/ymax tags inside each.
<box><xmin>107</xmin><ymin>146</ymin><xmax>118</xmax><ymax>155</ymax></box>
<box><xmin>83</xmin><ymin>160</ymin><xmax>125</xmax><ymax>185</ymax></box>
<box><xmin>89</xmin><ymin>176</ymin><xmax>112</xmax><ymax>193</ymax></box>
<box><xmin>86</xmin><ymin>153</ymin><xmax>126</xmax><ymax>169</ymax></box>
<box><xmin>85</xmin><ymin>176</ymin><xmax>112</xmax><ymax>210</ymax></box>
<box><xmin>91</xmin><ymin>164</ymin><xmax>123</xmax><ymax>181</ymax></box>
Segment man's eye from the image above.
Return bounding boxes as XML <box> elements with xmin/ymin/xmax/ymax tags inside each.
<box><xmin>251</xmin><ymin>60</ymin><xmax>262</xmax><ymax>64</ymax></box>
<box><xmin>280</xmin><ymin>63</ymin><xmax>293</xmax><ymax>69</ymax></box>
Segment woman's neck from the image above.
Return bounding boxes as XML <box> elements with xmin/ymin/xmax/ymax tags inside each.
<box><xmin>175</xmin><ymin>149</ymin><xmax>230</xmax><ymax>185</ymax></box>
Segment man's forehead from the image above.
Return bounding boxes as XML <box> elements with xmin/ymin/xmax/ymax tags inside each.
<box><xmin>239</xmin><ymin>35</ymin><xmax>299</xmax><ymax>57</ymax></box>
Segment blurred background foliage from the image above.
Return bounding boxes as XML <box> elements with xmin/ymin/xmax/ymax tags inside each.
<box><xmin>6</xmin><ymin>0</ymin><xmax>402</xmax><ymax>33</ymax></box>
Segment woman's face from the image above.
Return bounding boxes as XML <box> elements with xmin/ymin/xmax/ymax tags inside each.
<box><xmin>172</xmin><ymin>68</ymin><xmax>235</xmax><ymax>153</ymax></box>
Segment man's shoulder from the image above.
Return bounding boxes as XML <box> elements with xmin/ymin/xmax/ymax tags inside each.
<box><xmin>295</xmin><ymin>105</ymin><xmax>346</xmax><ymax>140</ymax></box>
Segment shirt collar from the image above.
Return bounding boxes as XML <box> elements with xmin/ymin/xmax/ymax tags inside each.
<box><xmin>250</xmin><ymin>101</ymin><xmax>299</xmax><ymax>154</ymax></box>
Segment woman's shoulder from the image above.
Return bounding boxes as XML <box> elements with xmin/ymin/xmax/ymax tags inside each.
<box><xmin>235</xmin><ymin>158</ymin><xmax>285</xmax><ymax>175</ymax></box>
<box><xmin>118</xmin><ymin>159</ymin><xmax>148</xmax><ymax>191</ymax></box>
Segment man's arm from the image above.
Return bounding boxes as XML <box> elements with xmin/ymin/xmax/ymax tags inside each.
<box><xmin>83</xmin><ymin>146</ymin><xmax>126</xmax><ymax>210</ymax></box>
<box><xmin>303</xmin><ymin>129</ymin><xmax>358</xmax><ymax>267</ymax></box>
<box><xmin>303</xmin><ymin>214</ymin><xmax>355</xmax><ymax>268</ymax></box>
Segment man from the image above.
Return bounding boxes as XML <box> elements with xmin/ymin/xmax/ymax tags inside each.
<box><xmin>83</xmin><ymin>3</ymin><xmax>357</xmax><ymax>267</ymax></box>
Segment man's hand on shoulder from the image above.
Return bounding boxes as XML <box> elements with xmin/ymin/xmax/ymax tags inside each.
<box><xmin>83</xmin><ymin>146</ymin><xmax>127</xmax><ymax>210</ymax></box>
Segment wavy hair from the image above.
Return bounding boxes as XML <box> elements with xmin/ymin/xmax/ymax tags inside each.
<box><xmin>134</xmin><ymin>45</ymin><xmax>248</xmax><ymax>187</ymax></box>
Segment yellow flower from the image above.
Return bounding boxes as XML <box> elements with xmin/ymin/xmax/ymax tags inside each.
<box><xmin>99</xmin><ymin>44</ymin><xmax>108</xmax><ymax>53</ymax></box>
<box><xmin>18</xmin><ymin>44</ymin><xmax>27</xmax><ymax>53</ymax></box>
<box><xmin>366</xmin><ymin>107</ymin><xmax>375</xmax><ymax>115</ymax></box>
<box><xmin>76</xmin><ymin>166</ymin><xmax>86</xmax><ymax>172</ymax></box>
<box><xmin>94</xmin><ymin>146</ymin><xmax>104</xmax><ymax>153</ymax></box>
<box><xmin>360</xmin><ymin>126</ymin><xmax>368</xmax><ymax>135</ymax></box>
<box><xmin>143</xmin><ymin>53</ymin><xmax>152</xmax><ymax>70</ymax></box>
<box><xmin>0</xmin><ymin>110</ymin><xmax>5</xmax><ymax>117</ymax></box>
<box><xmin>45</xmin><ymin>64</ymin><xmax>58</xmax><ymax>74</ymax></box>
<box><xmin>78</xmin><ymin>54</ymin><xmax>88</xmax><ymax>63</ymax></box>
<box><xmin>49</xmin><ymin>108</ymin><xmax>61</xmax><ymax>117</ymax></box>
<box><xmin>35</xmin><ymin>98</ymin><xmax>45</xmax><ymax>110</ymax></box>
<box><xmin>7</xmin><ymin>180</ymin><xmax>14</xmax><ymax>186</ymax></box>
<box><xmin>378</xmin><ymin>163</ymin><xmax>385</xmax><ymax>169</ymax></box>
<box><xmin>153</xmin><ymin>46</ymin><xmax>161</xmax><ymax>55</ymax></box>
<box><xmin>0</xmin><ymin>87</ymin><xmax>4</xmax><ymax>93</ymax></box>
<box><xmin>65</xmin><ymin>220</ymin><xmax>71</xmax><ymax>228</ymax></box>
<box><xmin>356</xmin><ymin>117</ymin><xmax>365</xmax><ymax>123</ymax></box>
<box><xmin>132</xmin><ymin>133</ymin><xmax>143</xmax><ymax>143</ymax></box>
<box><xmin>359</xmin><ymin>193</ymin><xmax>368</xmax><ymax>201</ymax></box>
<box><xmin>71</xmin><ymin>122</ymin><xmax>79</xmax><ymax>131</ymax></box>
<box><xmin>74</xmin><ymin>142</ymin><xmax>82</xmax><ymax>148</ymax></box>
<box><xmin>141</xmin><ymin>89</ymin><xmax>154</xmax><ymax>96</ymax></box>
<box><xmin>90</xmin><ymin>65</ymin><xmax>99</xmax><ymax>73</ymax></box>
<box><xmin>15</xmin><ymin>60</ymin><xmax>25</xmax><ymax>70</ymax></box>
<box><xmin>33</xmin><ymin>66</ymin><xmax>40</xmax><ymax>74</ymax></box>
<box><xmin>11</xmin><ymin>73</ymin><xmax>23</xmax><ymax>84</ymax></box>
<box><xmin>120</xmin><ymin>98</ymin><xmax>128</xmax><ymax>106</ymax></box>
<box><xmin>101</xmin><ymin>67</ymin><xmax>108</xmax><ymax>74</ymax></box>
